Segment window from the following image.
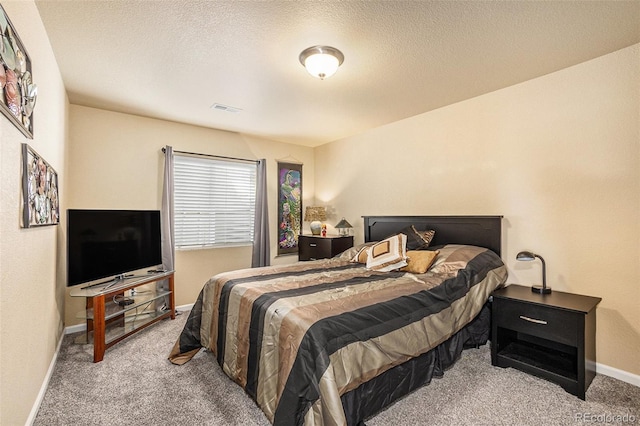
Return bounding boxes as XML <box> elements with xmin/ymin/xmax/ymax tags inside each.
<box><xmin>174</xmin><ymin>154</ymin><xmax>256</xmax><ymax>249</ymax></box>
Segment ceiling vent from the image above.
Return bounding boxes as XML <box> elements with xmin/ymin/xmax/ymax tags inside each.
<box><xmin>210</xmin><ymin>103</ymin><xmax>242</xmax><ymax>113</ymax></box>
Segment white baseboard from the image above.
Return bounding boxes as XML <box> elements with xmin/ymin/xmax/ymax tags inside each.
<box><xmin>597</xmin><ymin>362</ymin><xmax>640</xmax><ymax>388</ymax></box>
<box><xmin>26</xmin><ymin>329</ymin><xmax>65</xmax><ymax>426</ymax></box>
<box><xmin>64</xmin><ymin>303</ymin><xmax>194</xmax><ymax>334</ymax></box>
<box><xmin>176</xmin><ymin>302</ymin><xmax>194</xmax><ymax>312</ymax></box>
<box><xmin>64</xmin><ymin>322</ymin><xmax>85</xmax><ymax>334</ymax></box>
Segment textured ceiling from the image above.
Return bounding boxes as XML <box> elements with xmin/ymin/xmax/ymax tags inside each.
<box><xmin>35</xmin><ymin>1</ymin><xmax>640</xmax><ymax>147</ymax></box>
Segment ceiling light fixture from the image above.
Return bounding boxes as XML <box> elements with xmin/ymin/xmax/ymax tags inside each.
<box><xmin>299</xmin><ymin>45</ymin><xmax>344</xmax><ymax>80</ymax></box>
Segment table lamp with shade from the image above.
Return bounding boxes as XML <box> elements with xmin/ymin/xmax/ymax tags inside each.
<box><xmin>304</xmin><ymin>206</ymin><xmax>327</xmax><ymax>235</ymax></box>
<box><xmin>516</xmin><ymin>250</ymin><xmax>551</xmax><ymax>294</ymax></box>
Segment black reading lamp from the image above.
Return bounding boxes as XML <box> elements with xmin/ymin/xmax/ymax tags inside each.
<box><xmin>516</xmin><ymin>251</ymin><xmax>551</xmax><ymax>294</ymax></box>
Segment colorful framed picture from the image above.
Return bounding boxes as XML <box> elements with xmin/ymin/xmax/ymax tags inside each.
<box><xmin>0</xmin><ymin>4</ymin><xmax>36</xmax><ymax>138</ymax></box>
<box><xmin>21</xmin><ymin>143</ymin><xmax>59</xmax><ymax>227</ymax></box>
<box><xmin>277</xmin><ymin>162</ymin><xmax>302</xmax><ymax>255</ymax></box>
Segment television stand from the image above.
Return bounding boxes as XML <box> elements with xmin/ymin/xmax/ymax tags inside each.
<box><xmin>70</xmin><ymin>270</ymin><xmax>175</xmax><ymax>362</ymax></box>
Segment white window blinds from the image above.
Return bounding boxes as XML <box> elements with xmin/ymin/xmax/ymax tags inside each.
<box><xmin>174</xmin><ymin>154</ymin><xmax>257</xmax><ymax>249</ymax></box>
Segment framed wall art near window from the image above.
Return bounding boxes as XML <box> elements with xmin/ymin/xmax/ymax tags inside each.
<box><xmin>277</xmin><ymin>162</ymin><xmax>302</xmax><ymax>255</ymax></box>
<box><xmin>22</xmin><ymin>143</ymin><xmax>59</xmax><ymax>227</ymax></box>
<box><xmin>0</xmin><ymin>5</ymin><xmax>37</xmax><ymax>138</ymax></box>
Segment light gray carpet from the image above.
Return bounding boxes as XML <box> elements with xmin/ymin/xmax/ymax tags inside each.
<box><xmin>35</xmin><ymin>311</ymin><xmax>640</xmax><ymax>425</ymax></box>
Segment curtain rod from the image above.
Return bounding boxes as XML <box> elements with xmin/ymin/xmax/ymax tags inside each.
<box><xmin>162</xmin><ymin>147</ymin><xmax>259</xmax><ymax>164</ymax></box>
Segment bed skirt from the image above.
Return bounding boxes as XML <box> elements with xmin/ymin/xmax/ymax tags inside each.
<box><xmin>343</xmin><ymin>302</ymin><xmax>491</xmax><ymax>425</ymax></box>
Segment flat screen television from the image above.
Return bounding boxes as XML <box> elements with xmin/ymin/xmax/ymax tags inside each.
<box><xmin>67</xmin><ymin>209</ymin><xmax>162</xmax><ymax>287</ymax></box>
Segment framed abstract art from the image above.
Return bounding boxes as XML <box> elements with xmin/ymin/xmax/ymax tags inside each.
<box><xmin>21</xmin><ymin>143</ymin><xmax>59</xmax><ymax>227</ymax></box>
<box><xmin>277</xmin><ymin>162</ymin><xmax>302</xmax><ymax>255</ymax></box>
<box><xmin>0</xmin><ymin>5</ymin><xmax>37</xmax><ymax>138</ymax></box>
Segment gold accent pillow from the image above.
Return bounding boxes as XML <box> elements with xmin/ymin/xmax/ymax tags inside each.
<box><xmin>400</xmin><ymin>250</ymin><xmax>440</xmax><ymax>274</ymax></box>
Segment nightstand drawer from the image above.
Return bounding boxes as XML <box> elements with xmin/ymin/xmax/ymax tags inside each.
<box><xmin>494</xmin><ymin>299</ymin><xmax>579</xmax><ymax>346</ymax></box>
<box><xmin>304</xmin><ymin>239</ymin><xmax>330</xmax><ymax>259</ymax></box>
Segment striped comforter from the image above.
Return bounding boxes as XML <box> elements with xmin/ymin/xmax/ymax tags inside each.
<box><xmin>169</xmin><ymin>244</ymin><xmax>507</xmax><ymax>425</ymax></box>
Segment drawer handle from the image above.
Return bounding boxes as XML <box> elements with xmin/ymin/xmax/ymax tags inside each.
<box><xmin>519</xmin><ymin>315</ymin><xmax>547</xmax><ymax>325</ymax></box>
<box><xmin>309</xmin><ymin>243</ymin><xmax>317</xmax><ymax>247</ymax></box>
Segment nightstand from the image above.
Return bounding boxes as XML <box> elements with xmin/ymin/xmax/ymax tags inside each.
<box><xmin>298</xmin><ymin>235</ymin><xmax>354</xmax><ymax>261</ymax></box>
<box><xmin>491</xmin><ymin>284</ymin><xmax>601</xmax><ymax>400</ymax></box>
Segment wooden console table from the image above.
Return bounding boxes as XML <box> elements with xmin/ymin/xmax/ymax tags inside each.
<box><xmin>70</xmin><ymin>271</ymin><xmax>175</xmax><ymax>362</ymax></box>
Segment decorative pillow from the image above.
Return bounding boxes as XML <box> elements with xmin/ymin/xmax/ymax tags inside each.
<box><xmin>395</xmin><ymin>226</ymin><xmax>435</xmax><ymax>250</ymax></box>
<box><xmin>420</xmin><ymin>229</ymin><xmax>436</xmax><ymax>247</ymax></box>
<box><xmin>365</xmin><ymin>234</ymin><xmax>408</xmax><ymax>271</ymax></box>
<box><xmin>400</xmin><ymin>250</ymin><xmax>440</xmax><ymax>274</ymax></box>
<box><xmin>340</xmin><ymin>243</ymin><xmax>373</xmax><ymax>262</ymax></box>
<box><xmin>350</xmin><ymin>244</ymin><xmax>371</xmax><ymax>263</ymax></box>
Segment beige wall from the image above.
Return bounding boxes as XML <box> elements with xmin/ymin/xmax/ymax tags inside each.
<box><xmin>315</xmin><ymin>44</ymin><xmax>640</xmax><ymax>376</ymax></box>
<box><xmin>1</xmin><ymin>12</ymin><xmax>636</xmax><ymax>424</ymax></box>
<box><xmin>65</xmin><ymin>105</ymin><xmax>314</xmax><ymax>326</ymax></box>
<box><xmin>0</xmin><ymin>2</ymin><xmax>69</xmax><ymax>425</ymax></box>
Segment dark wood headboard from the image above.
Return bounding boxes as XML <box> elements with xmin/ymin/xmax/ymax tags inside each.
<box><xmin>363</xmin><ymin>216</ymin><xmax>502</xmax><ymax>257</ymax></box>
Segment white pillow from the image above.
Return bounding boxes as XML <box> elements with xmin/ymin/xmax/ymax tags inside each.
<box><xmin>366</xmin><ymin>234</ymin><xmax>408</xmax><ymax>272</ymax></box>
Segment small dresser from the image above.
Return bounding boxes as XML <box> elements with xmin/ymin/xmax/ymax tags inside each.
<box><xmin>298</xmin><ymin>235</ymin><xmax>354</xmax><ymax>261</ymax></box>
<box><xmin>491</xmin><ymin>284</ymin><xmax>601</xmax><ymax>400</ymax></box>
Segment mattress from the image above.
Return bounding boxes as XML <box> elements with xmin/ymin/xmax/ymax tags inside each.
<box><xmin>169</xmin><ymin>244</ymin><xmax>507</xmax><ymax>425</ymax></box>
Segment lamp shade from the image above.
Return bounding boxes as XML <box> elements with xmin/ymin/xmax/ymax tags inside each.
<box><xmin>335</xmin><ymin>217</ymin><xmax>352</xmax><ymax>236</ymax></box>
<box><xmin>304</xmin><ymin>206</ymin><xmax>327</xmax><ymax>235</ymax></box>
<box><xmin>299</xmin><ymin>46</ymin><xmax>344</xmax><ymax>80</ymax></box>
<box><xmin>516</xmin><ymin>250</ymin><xmax>551</xmax><ymax>294</ymax></box>
<box><xmin>516</xmin><ymin>251</ymin><xmax>536</xmax><ymax>261</ymax></box>
<box><xmin>304</xmin><ymin>206</ymin><xmax>327</xmax><ymax>222</ymax></box>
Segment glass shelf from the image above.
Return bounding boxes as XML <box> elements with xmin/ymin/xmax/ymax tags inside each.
<box><xmin>76</xmin><ymin>289</ymin><xmax>172</xmax><ymax>321</ymax></box>
<box><xmin>75</xmin><ymin>308</ymin><xmax>172</xmax><ymax>345</ymax></box>
<box><xmin>70</xmin><ymin>270</ymin><xmax>174</xmax><ymax>298</ymax></box>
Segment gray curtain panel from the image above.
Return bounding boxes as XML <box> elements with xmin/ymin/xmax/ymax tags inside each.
<box><xmin>159</xmin><ymin>145</ymin><xmax>175</xmax><ymax>310</ymax></box>
<box><xmin>252</xmin><ymin>159</ymin><xmax>270</xmax><ymax>267</ymax></box>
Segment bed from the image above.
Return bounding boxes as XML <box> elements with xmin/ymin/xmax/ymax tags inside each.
<box><xmin>169</xmin><ymin>215</ymin><xmax>507</xmax><ymax>425</ymax></box>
